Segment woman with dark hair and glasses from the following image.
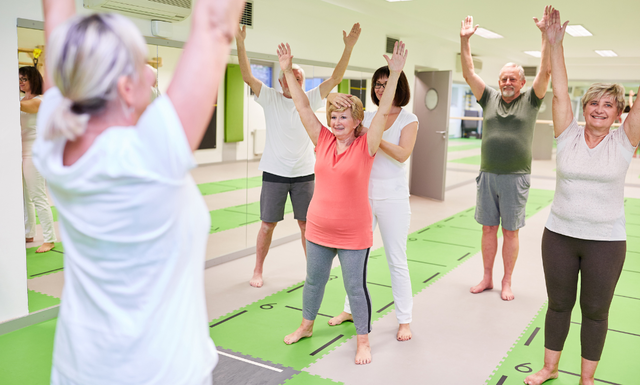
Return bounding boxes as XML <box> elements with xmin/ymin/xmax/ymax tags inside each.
<box><xmin>327</xmin><ymin>66</ymin><xmax>418</xmax><ymax>341</ymax></box>
<box><xmin>19</xmin><ymin>66</ymin><xmax>56</xmax><ymax>253</ymax></box>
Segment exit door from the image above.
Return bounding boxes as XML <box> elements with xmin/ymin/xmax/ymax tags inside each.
<box><xmin>410</xmin><ymin>70</ymin><xmax>452</xmax><ymax>201</ymax></box>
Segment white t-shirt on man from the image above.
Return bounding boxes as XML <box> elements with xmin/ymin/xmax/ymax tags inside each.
<box><xmin>363</xmin><ymin>108</ymin><xmax>419</xmax><ymax>200</ymax></box>
<box><xmin>255</xmin><ymin>84</ymin><xmax>322</xmax><ymax>178</ymax></box>
<box><xmin>33</xmin><ymin>88</ymin><xmax>217</xmax><ymax>385</ymax></box>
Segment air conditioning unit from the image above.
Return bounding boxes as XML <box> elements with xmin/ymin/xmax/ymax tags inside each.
<box><xmin>83</xmin><ymin>0</ymin><xmax>192</xmax><ymax>23</ymax></box>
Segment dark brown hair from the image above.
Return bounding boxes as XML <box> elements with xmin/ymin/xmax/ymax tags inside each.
<box><xmin>370</xmin><ymin>66</ymin><xmax>410</xmax><ymax>107</ymax></box>
<box><xmin>19</xmin><ymin>66</ymin><xmax>44</xmax><ymax>96</ymax></box>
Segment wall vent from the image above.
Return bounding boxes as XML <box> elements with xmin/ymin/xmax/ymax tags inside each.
<box><xmin>241</xmin><ymin>1</ymin><xmax>253</xmax><ymax>28</ymax></box>
<box><xmin>386</xmin><ymin>37</ymin><xmax>399</xmax><ymax>54</ymax></box>
<box><xmin>523</xmin><ymin>66</ymin><xmax>537</xmax><ymax>77</ymax></box>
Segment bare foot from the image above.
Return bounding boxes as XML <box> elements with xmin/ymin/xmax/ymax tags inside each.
<box><xmin>249</xmin><ymin>272</ymin><xmax>263</xmax><ymax>288</ymax></box>
<box><xmin>355</xmin><ymin>335</ymin><xmax>372</xmax><ymax>365</ymax></box>
<box><xmin>328</xmin><ymin>312</ymin><xmax>353</xmax><ymax>326</ymax></box>
<box><xmin>524</xmin><ymin>367</ymin><xmax>558</xmax><ymax>385</ymax></box>
<box><xmin>36</xmin><ymin>243</ymin><xmax>55</xmax><ymax>253</ymax></box>
<box><xmin>501</xmin><ymin>281</ymin><xmax>515</xmax><ymax>301</ymax></box>
<box><xmin>470</xmin><ymin>278</ymin><xmax>493</xmax><ymax>294</ymax></box>
<box><xmin>397</xmin><ymin>323</ymin><xmax>412</xmax><ymax>341</ymax></box>
<box><xmin>26</xmin><ymin>238</ymin><xmax>34</xmax><ymax>243</ymax></box>
<box><xmin>284</xmin><ymin>322</ymin><xmax>313</xmax><ymax>345</ymax></box>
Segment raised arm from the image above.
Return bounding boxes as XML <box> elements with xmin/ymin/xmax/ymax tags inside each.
<box><xmin>460</xmin><ymin>16</ymin><xmax>485</xmax><ymax>101</ymax></box>
<box><xmin>624</xmin><ymin>86</ymin><xmax>640</xmax><ymax>146</ymax></box>
<box><xmin>235</xmin><ymin>25</ymin><xmax>263</xmax><ymax>97</ymax></box>
<box><xmin>546</xmin><ymin>9</ymin><xmax>572</xmax><ymax>137</ymax></box>
<box><xmin>20</xmin><ymin>98</ymin><xmax>42</xmax><ymax>114</ymax></box>
<box><xmin>318</xmin><ymin>23</ymin><xmax>361</xmax><ymax>98</ymax></box>
<box><xmin>367</xmin><ymin>41</ymin><xmax>408</xmax><ymax>156</ymax></box>
<box><xmin>531</xmin><ymin>5</ymin><xmax>553</xmax><ymax>99</ymax></box>
<box><xmin>277</xmin><ymin>43</ymin><xmax>323</xmax><ymax>145</ymax></box>
<box><xmin>378</xmin><ymin>122</ymin><xmax>418</xmax><ymax>163</ymax></box>
<box><xmin>166</xmin><ymin>0</ymin><xmax>245</xmax><ymax>151</ymax></box>
<box><xmin>42</xmin><ymin>0</ymin><xmax>76</xmax><ymax>92</ymax></box>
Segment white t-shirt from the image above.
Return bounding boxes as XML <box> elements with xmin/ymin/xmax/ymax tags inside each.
<box><xmin>20</xmin><ymin>95</ymin><xmax>42</xmax><ymax>156</ymax></box>
<box><xmin>256</xmin><ymin>84</ymin><xmax>322</xmax><ymax>177</ymax></box>
<box><xmin>546</xmin><ymin>119</ymin><xmax>636</xmax><ymax>241</ymax></box>
<box><xmin>33</xmin><ymin>88</ymin><xmax>217</xmax><ymax>385</ymax></box>
<box><xmin>363</xmin><ymin>109</ymin><xmax>419</xmax><ymax>200</ymax></box>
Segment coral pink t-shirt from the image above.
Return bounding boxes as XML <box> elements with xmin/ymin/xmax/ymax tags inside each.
<box><xmin>305</xmin><ymin>126</ymin><xmax>375</xmax><ymax>250</ymax></box>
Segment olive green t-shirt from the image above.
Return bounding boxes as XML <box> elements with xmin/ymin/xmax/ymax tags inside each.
<box><xmin>478</xmin><ymin>86</ymin><xmax>542</xmax><ymax>174</ymax></box>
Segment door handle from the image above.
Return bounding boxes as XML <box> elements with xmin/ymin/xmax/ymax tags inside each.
<box><xmin>435</xmin><ymin>131</ymin><xmax>446</xmax><ymax>134</ymax></box>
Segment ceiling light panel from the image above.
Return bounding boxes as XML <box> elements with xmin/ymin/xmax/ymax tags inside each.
<box><xmin>524</xmin><ymin>51</ymin><xmax>541</xmax><ymax>57</ymax></box>
<box><xmin>595</xmin><ymin>50</ymin><xmax>617</xmax><ymax>57</ymax></box>
<box><xmin>565</xmin><ymin>25</ymin><xmax>592</xmax><ymax>37</ymax></box>
<box><xmin>474</xmin><ymin>28</ymin><xmax>503</xmax><ymax>39</ymax></box>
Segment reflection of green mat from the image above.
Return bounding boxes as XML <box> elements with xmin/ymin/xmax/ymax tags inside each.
<box><xmin>283</xmin><ymin>372</ymin><xmax>342</xmax><ymax>384</ymax></box>
<box><xmin>447</xmin><ymin>143</ymin><xmax>483</xmax><ymax>152</ymax></box>
<box><xmin>449</xmin><ymin>154</ymin><xmax>482</xmax><ymax>165</ymax></box>
<box><xmin>208</xmin><ymin>189</ymin><xmax>554</xmax><ymax>371</ymax></box>
<box><xmin>28</xmin><ymin>290</ymin><xmax>60</xmax><ymax>313</ymax></box>
<box><xmin>26</xmin><ymin>243</ymin><xmax>64</xmax><ymax>279</ymax></box>
<box><xmin>198</xmin><ymin>176</ymin><xmax>262</xmax><ymax>196</ymax></box>
<box><xmin>448</xmin><ymin>138</ymin><xmax>482</xmax><ymax>144</ymax></box>
<box><xmin>487</xmin><ymin>198</ymin><xmax>640</xmax><ymax>385</ymax></box>
<box><xmin>209</xmin><ymin>199</ymin><xmax>292</xmax><ymax>234</ymax></box>
<box><xmin>0</xmin><ymin>319</ymin><xmax>56</xmax><ymax>384</ymax></box>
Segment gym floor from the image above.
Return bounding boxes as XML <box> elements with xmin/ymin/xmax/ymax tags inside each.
<box><xmin>3</xmin><ymin>139</ymin><xmax>640</xmax><ymax>384</ymax></box>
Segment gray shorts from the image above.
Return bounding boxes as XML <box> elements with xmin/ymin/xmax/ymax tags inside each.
<box><xmin>474</xmin><ymin>171</ymin><xmax>530</xmax><ymax>231</ymax></box>
<box><xmin>260</xmin><ymin>172</ymin><xmax>314</xmax><ymax>223</ymax></box>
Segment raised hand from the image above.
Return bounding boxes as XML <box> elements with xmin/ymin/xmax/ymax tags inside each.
<box><xmin>236</xmin><ymin>24</ymin><xmax>247</xmax><ymax>43</ymax></box>
<box><xmin>276</xmin><ymin>43</ymin><xmax>293</xmax><ymax>73</ymax></box>
<box><xmin>383</xmin><ymin>41</ymin><xmax>407</xmax><ymax>73</ymax></box>
<box><xmin>460</xmin><ymin>16</ymin><xmax>478</xmax><ymax>39</ymax></box>
<box><xmin>199</xmin><ymin>0</ymin><xmax>246</xmax><ymax>42</ymax></box>
<box><xmin>343</xmin><ymin>23</ymin><xmax>361</xmax><ymax>49</ymax></box>
<box><xmin>545</xmin><ymin>8</ymin><xmax>569</xmax><ymax>46</ymax></box>
<box><xmin>533</xmin><ymin>5</ymin><xmax>553</xmax><ymax>33</ymax></box>
<box><xmin>329</xmin><ymin>93</ymin><xmax>354</xmax><ymax>109</ymax></box>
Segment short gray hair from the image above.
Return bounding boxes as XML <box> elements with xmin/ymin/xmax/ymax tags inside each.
<box><xmin>45</xmin><ymin>13</ymin><xmax>147</xmax><ymax>140</ymax></box>
<box><xmin>501</xmin><ymin>63</ymin><xmax>526</xmax><ymax>81</ymax></box>
<box><xmin>279</xmin><ymin>64</ymin><xmax>306</xmax><ymax>86</ymax></box>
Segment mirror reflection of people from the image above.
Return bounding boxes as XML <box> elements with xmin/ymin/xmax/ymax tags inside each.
<box><xmin>235</xmin><ymin>23</ymin><xmax>361</xmax><ymax>288</ymax></box>
<box><xmin>19</xmin><ymin>66</ymin><xmax>57</xmax><ymax>253</ymax></box>
<box><xmin>460</xmin><ymin>6</ymin><xmax>552</xmax><ymax>301</ymax></box>
<box><xmin>326</xmin><ymin>65</ymin><xmax>418</xmax><ymax>342</ymax></box>
<box><xmin>525</xmin><ymin>9</ymin><xmax>640</xmax><ymax>385</ymax></box>
<box><xmin>278</xmin><ymin>41</ymin><xmax>408</xmax><ymax>365</ymax></box>
<box><xmin>147</xmin><ymin>64</ymin><xmax>160</xmax><ymax>102</ymax></box>
<box><xmin>36</xmin><ymin>0</ymin><xmax>244</xmax><ymax>383</ymax></box>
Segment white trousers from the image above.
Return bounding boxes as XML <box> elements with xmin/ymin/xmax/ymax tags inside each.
<box><xmin>344</xmin><ymin>198</ymin><xmax>413</xmax><ymax>324</ymax></box>
<box><xmin>23</xmin><ymin>152</ymin><xmax>56</xmax><ymax>243</ymax></box>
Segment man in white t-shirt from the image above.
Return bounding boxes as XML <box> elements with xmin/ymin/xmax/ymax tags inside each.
<box><xmin>236</xmin><ymin>24</ymin><xmax>361</xmax><ymax>287</ymax></box>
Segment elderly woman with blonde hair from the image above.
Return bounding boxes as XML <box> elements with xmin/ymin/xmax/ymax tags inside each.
<box><xmin>277</xmin><ymin>41</ymin><xmax>408</xmax><ymax>365</ymax></box>
<box><xmin>35</xmin><ymin>0</ymin><xmax>244</xmax><ymax>383</ymax></box>
<box><xmin>525</xmin><ymin>8</ymin><xmax>640</xmax><ymax>385</ymax></box>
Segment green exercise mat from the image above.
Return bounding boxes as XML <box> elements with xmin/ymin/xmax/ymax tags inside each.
<box><xmin>28</xmin><ymin>290</ymin><xmax>61</xmax><ymax>313</ymax></box>
<box><xmin>0</xmin><ymin>319</ymin><xmax>56</xmax><ymax>384</ymax></box>
<box><xmin>449</xmin><ymin>154</ymin><xmax>482</xmax><ymax>165</ymax></box>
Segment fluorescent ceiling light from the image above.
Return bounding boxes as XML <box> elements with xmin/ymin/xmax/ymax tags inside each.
<box><xmin>474</xmin><ymin>28</ymin><xmax>503</xmax><ymax>39</ymax></box>
<box><xmin>566</xmin><ymin>25</ymin><xmax>592</xmax><ymax>37</ymax></box>
<box><xmin>524</xmin><ymin>51</ymin><xmax>541</xmax><ymax>57</ymax></box>
<box><xmin>595</xmin><ymin>50</ymin><xmax>617</xmax><ymax>57</ymax></box>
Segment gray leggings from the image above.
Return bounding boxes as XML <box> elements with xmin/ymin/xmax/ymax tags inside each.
<box><xmin>541</xmin><ymin>228</ymin><xmax>626</xmax><ymax>361</ymax></box>
<box><xmin>303</xmin><ymin>240</ymin><xmax>372</xmax><ymax>335</ymax></box>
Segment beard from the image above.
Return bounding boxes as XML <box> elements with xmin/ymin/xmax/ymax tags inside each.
<box><xmin>501</xmin><ymin>87</ymin><xmax>515</xmax><ymax>98</ymax></box>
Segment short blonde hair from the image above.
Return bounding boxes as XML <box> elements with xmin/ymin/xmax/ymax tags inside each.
<box><xmin>581</xmin><ymin>83</ymin><xmax>626</xmax><ymax>113</ymax></box>
<box><xmin>326</xmin><ymin>95</ymin><xmax>364</xmax><ymax>137</ymax></box>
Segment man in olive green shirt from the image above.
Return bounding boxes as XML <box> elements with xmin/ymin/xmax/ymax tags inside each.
<box><xmin>459</xmin><ymin>10</ymin><xmax>551</xmax><ymax>301</ymax></box>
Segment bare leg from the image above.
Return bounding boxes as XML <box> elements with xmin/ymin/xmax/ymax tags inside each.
<box><xmin>397</xmin><ymin>323</ymin><xmax>412</xmax><ymax>341</ymax></box>
<box><xmin>297</xmin><ymin>220</ymin><xmax>307</xmax><ymax>258</ymax></box>
<box><xmin>470</xmin><ymin>225</ymin><xmax>499</xmax><ymax>294</ymax></box>
<box><xmin>524</xmin><ymin>348</ymin><xmax>561</xmax><ymax>385</ymax></box>
<box><xmin>355</xmin><ymin>334</ymin><xmax>372</xmax><ymax>365</ymax></box>
<box><xmin>328</xmin><ymin>311</ymin><xmax>353</xmax><ymax>326</ymax></box>
<box><xmin>284</xmin><ymin>318</ymin><xmax>314</xmax><ymax>344</ymax></box>
<box><xmin>36</xmin><ymin>242</ymin><xmax>55</xmax><ymax>253</ymax></box>
<box><xmin>579</xmin><ymin>357</ymin><xmax>599</xmax><ymax>385</ymax></box>
<box><xmin>251</xmin><ymin>221</ymin><xmax>277</xmax><ymax>288</ymax></box>
<box><xmin>501</xmin><ymin>228</ymin><xmax>519</xmax><ymax>301</ymax></box>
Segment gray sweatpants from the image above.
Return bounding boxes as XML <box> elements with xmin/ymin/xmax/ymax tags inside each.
<box><xmin>303</xmin><ymin>240</ymin><xmax>372</xmax><ymax>335</ymax></box>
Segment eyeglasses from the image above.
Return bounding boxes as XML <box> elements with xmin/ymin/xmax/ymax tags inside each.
<box><xmin>19</xmin><ymin>77</ymin><xmax>28</xmax><ymax>83</ymax></box>
<box><xmin>374</xmin><ymin>82</ymin><xmax>387</xmax><ymax>90</ymax></box>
